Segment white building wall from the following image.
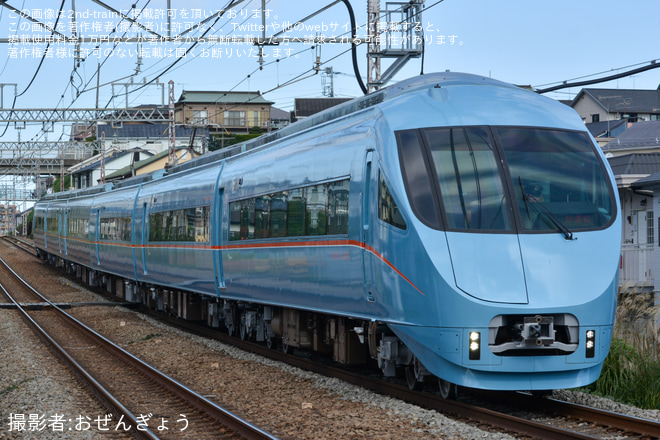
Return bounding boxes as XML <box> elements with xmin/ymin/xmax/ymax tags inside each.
<box><xmin>619</xmin><ymin>188</ymin><xmax>654</xmax><ymax>286</ymax></box>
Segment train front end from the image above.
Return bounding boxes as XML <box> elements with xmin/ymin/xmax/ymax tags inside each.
<box><xmin>379</xmin><ymin>74</ymin><xmax>620</xmax><ymax>391</ymax></box>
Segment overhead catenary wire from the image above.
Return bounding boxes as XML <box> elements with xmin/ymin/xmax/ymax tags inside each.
<box><xmin>535</xmin><ymin>60</ymin><xmax>660</xmax><ymax>94</ymax></box>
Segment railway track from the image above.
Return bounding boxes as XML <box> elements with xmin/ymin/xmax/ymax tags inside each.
<box><xmin>152</xmin><ymin>311</ymin><xmax>660</xmax><ymax>439</ymax></box>
<box><xmin>0</xmin><ymin>255</ymin><xmax>278</xmax><ymax>440</ymax></box>
<box><xmin>3</xmin><ymin>238</ymin><xmax>658</xmax><ymax>439</ymax></box>
<box><xmin>1</xmin><ymin>235</ymin><xmax>37</xmax><ymax>256</ymax></box>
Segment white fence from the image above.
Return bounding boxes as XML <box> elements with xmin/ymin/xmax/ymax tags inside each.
<box><xmin>620</xmin><ymin>244</ymin><xmax>653</xmax><ymax>286</ymax></box>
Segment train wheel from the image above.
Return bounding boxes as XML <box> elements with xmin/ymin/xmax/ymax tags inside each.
<box><xmin>438</xmin><ymin>379</ymin><xmax>457</xmax><ymax>400</ymax></box>
<box><xmin>239</xmin><ymin>312</ymin><xmax>248</xmax><ymax>340</ymax></box>
<box><xmin>405</xmin><ymin>357</ymin><xmax>425</xmax><ymax>391</ymax></box>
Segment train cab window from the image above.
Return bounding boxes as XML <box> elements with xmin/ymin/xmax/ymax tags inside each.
<box><xmin>425</xmin><ymin>127</ymin><xmax>512</xmax><ymax>231</ymax></box>
<box><xmin>378</xmin><ymin>172</ymin><xmax>406</xmax><ymax>230</ymax></box>
<box><xmin>397</xmin><ymin>130</ymin><xmax>440</xmax><ymax>228</ymax></box>
<box><xmin>497</xmin><ymin>128</ymin><xmax>614</xmax><ymax>232</ymax></box>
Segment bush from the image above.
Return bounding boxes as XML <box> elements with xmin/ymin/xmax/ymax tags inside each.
<box><xmin>584</xmin><ymin>288</ymin><xmax>660</xmax><ymax>409</ymax></box>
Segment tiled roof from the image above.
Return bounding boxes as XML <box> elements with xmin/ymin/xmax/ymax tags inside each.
<box><xmin>97</xmin><ymin>123</ymin><xmax>207</xmax><ymax>139</ymax></box>
<box><xmin>603</xmin><ymin>120</ymin><xmax>660</xmax><ymax>151</ymax></box>
<box><xmin>573</xmin><ymin>88</ymin><xmax>660</xmax><ymax>114</ymax></box>
<box><xmin>177</xmin><ymin>90</ymin><xmax>274</xmax><ymax>105</ymax></box>
<box><xmin>585</xmin><ymin>119</ymin><xmax>626</xmax><ymax>138</ymax></box>
<box><xmin>607</xmin><ymin>152</ymin><xmax>660</xmax><ymax>175</ymax></box>
<box><xmin>105</xmin><ymin>148</ymin><xmax>189</xmax><ymax>180</ymax></box>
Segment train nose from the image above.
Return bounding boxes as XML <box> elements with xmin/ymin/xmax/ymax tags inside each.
<box><xmin>445</xmin><ymin>232</ymin><xmax>529</xmax><ymax>304</ymax></box>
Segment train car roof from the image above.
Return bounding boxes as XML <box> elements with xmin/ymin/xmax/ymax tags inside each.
<box><xmin>166</xmin><ymin>72</ymin><xmax>511</xmax><ymax>175</ymax></box>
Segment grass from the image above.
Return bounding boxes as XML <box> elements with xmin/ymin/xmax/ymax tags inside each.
<box><xmin>583</xmin><ymin>287</ymin><xmax>660</xmax><ymax>409</ymax></box>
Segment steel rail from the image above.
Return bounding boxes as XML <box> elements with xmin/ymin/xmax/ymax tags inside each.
<box><xmin>0</xmin><ymin>278</ymin><xmax>160</xmax><ymax>440</ymax></box>
<box><xmin>1</xmin><ymin>236</ymin><xmax>37</xmax><ymax>257</ymax></box>
<box><xmin>152</xmin><ymin>312</ymin><xmax>601</xmax><ymax>440</ymax></box>
<box><xmin>506</xmin><ymin>391</ymin><xmax>660</xmax><ymax>438</ymax></box>
<box><xmin>0</xmin><ymin>256</ymin><xmax>278</xmax><ymax>440</ymax></box>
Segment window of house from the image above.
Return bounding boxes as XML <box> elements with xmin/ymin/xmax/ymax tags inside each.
<box><xmin>192</xmin><ymin>109</ymin><xmax>208</xmax><ymax>125</ymax></box>
<box><xmin>224</xmin><ymin>110</ymin><xmax>245</xmax><ymax>126</ymax></box>
<box><xmin>591</xmin><ymin>114</ymin><xmax>600</xmax><ymax>123</ymax></box>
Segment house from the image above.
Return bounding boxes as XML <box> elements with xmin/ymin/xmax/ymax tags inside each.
<box><xmin>96</xmin><ymin>123</ymin><xmax>207</xmax><ymax>155</ymax></box>
<box><xmin>0</xmin><ymin>204</ymin><xmax>17</xmax><ymax>236</ymax></box>
<box><xmin>608</xmin><ymin>153</ymin><xmax>660</xmax><ymax>287</ymax></box>
<box><xmin>602</xmin><ymin>120</ymin><xmax>660</xmax><ymax>156</ymax></box>
<box><xmin>631</xmin><ymin>172</ymin><xmax>660</xmax><ymax>312</ymax></box>
<box><xmin>270</xmin><ymin>107</ymin><xmax>291</xmax><ymax>131</ymax></box>
<box><xmin>104</xmin><ymin>147</ymin><xmax>200</xmax><ymax>183</ymax></box>
<box><xmin>176</xmin><ymin>90</ymin><xmax>274</xmax><ymax>134</ymax></box>
<box><xmin>571</xmin><ymin>87</ymin><xmax>660</xmax><ymax>124</ymax></box>
<box><xmin>69</xmin><ymin>148</ymin><xmax>154</xmax><ymax>189</ymax></box>
<box><xmin>585</xmin><ymin>119</ymin><xmax>627</xmax><ymax>147</ymax></box>
<box><xmin>15</xmin><ymin>207</ymin><xmax>32</xmax><ymax>236</ymax></box>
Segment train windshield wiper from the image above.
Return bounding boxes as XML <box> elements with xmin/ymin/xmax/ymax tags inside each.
<box><xmin>519</xmin><ymin>177</ymin><xmax>575</xmax><ymax>240</ymax></box>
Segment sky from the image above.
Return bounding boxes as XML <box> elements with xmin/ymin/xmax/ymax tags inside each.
<box><xmin>0</xmin><ymin>0</ymin><xmax>658</xmax><ymax>148</ymax></box>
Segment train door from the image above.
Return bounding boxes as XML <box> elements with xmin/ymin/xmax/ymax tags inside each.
<box><xmin>362</xmin><ymin>149</ymin><xmax>375</xmax><ymax>302</ymax></box>
<box><xmin>63</xmin><ymin>207</ymin><xmax>69</xmax><ymax>256</ymax></box>
<box><xmin>141</xmin><ymin>203</ymin><xmax>148</xmax><ymax>275</ymax></box>
<box><xmin>92</xmin><ymin>208</ymin><xmax>101</xmax><ymax>266</ymax></box>
<box><xmin>214</xmin><ymin>187</ymin><xmax>226</xmax><ymax>295</ymax></box>
<box><xmin>58</xmin><ymin>209</ymin><xmax>64</xmax><ymax>254</ymax></box>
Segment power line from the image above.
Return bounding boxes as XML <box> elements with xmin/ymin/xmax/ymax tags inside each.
<box><xmin>535</xmin><ymin>60</ymin><xmax>660</xmax><ymax>94</ymax></box>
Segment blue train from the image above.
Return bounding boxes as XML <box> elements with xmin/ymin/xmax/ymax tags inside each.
<box><xmin>33</xmin><ymin>72</ymin><xmax>621</xmax><ymax>396</ymax></box>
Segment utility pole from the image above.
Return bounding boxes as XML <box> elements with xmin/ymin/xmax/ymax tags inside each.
<box><xmin>366</xmin><ymin>0</ymin><xmax>424</xmax><ymax>92</ymax></box>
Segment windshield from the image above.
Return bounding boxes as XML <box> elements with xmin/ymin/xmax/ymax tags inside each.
<box><xmin>497</xmin><ymin>127</ymin><xmax>614</xmax><ymax>232</ymax></box>
<box><xmin>423</xmin><ymin>127</ymin><xmax>512</xmax><ymax>231</ymax></box>
<box><xmin>398</xmin><ymin>126</ymin><xmax>615</xmax><ymax>233</ymax></box>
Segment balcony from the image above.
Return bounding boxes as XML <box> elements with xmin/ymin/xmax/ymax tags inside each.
<box><xmin>620</xmin><ymin>244</ymin><xmax>653</xmax><ymax>287</ymax></box>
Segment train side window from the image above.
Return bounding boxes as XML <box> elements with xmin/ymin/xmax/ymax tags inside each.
<box><xmin>397</xmin><ymin>130</ymin><xmax>440</xmax><ymax>228</ymax></box>
<box><xmin>149</xmin><ymin>207</ymin><xmax>210</xmax><ymax>242</ymax></box>
<box><xmin>255</xmin><ymin>196</ymin><xmax>271</xmax><ymax>238</ymax></box>
<box><xmin>229</xmin><ymin>202</ymin><xmax>241</xmax><ymax>240</ymax></box>
<box><xmin>378</xmin><ymin>172</ymin><xmax>406</xmax><ymax>230</ymax></box>
<box><xmin>328</xmin><ymin>180</ymin><xmax>349</xmax><ymax>234</ymax></box>
<box><xmin>287</xmin><ymin>188</ymin><xmax>305</xmax><ymax>236</ymax></box>
<box><xmin>306</xmin><ymin>184</ymin><xmax>328</xmax><ymax>236</ymax></box>
<box><xmin>194</xmin><ymin>206</ymin><xmax>210</xmax><ymax>242</ymax></box>
<box><xmin>150</xmin><ymin>212</ymin><xmax>164</xmax><ymax>241</ymax></box>
<box><xmin>270</xmin><ymin>192</ymin><xmax>288</xmax><ymax>238</ymax></box>
<box><xmin>240</xmin><ymin>199</ymin><xmax>255</xmax><ymax>240</ymax></box>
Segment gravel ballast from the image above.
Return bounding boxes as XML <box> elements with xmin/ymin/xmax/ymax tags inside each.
<box><xmin>1</xmin><ymin>243</ymin><xmax>658</xmax><ymax>439</ymax></box>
